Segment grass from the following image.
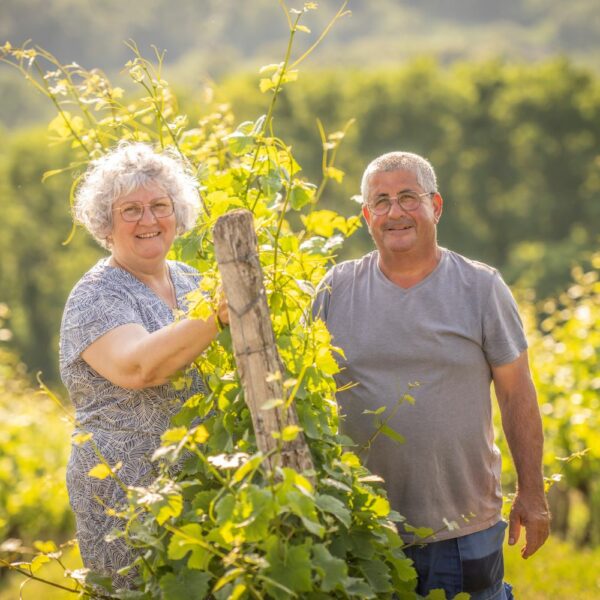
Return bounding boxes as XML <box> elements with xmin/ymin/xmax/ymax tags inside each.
<box><xmin>504</xmin><ymin>535</ymin><xmax>600</xmax><ymax>599</ymax></box>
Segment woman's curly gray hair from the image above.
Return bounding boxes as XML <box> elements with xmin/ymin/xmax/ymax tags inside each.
<box><xmin>74</xmin><ymin>142</ymin><xmax>200</xmax><ymax>248</ymax></box>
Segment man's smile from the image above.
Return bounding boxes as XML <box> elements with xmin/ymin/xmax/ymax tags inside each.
<box><xmin>384</xmin><ymin>222</ymin><xmax>414</xmax><ymax>231</ymax></box>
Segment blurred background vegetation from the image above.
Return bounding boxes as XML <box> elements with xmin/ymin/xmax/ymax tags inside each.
<box><xmin>0</xmin><ymin>1</ymin><xmax>599</xmax><ymax>597</ymax></box>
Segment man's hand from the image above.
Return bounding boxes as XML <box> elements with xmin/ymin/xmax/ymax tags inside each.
<box><xmin>508</xmin><ymin>490</ymin><xmax>550</xmax><ymax>558</ymax></box>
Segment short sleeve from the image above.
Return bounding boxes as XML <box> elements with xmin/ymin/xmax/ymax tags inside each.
<box><xmin>312</xmin><ymin>268</ymin><xmax>334</xmax><ymax>322</ymax></box>
<box><xmin>172</xmin><ymin>261</ymin><xmax>202</xmax><ymax>293</ymax></box>
<box><xmin>482</xmin><ymin>272</ymin><xmax>528</xmax><ymax>366</ymax></box>
<box><xmin>60</xmin><ymin>283</ymin><xmax>145</xmax><ymax>369</ymax></box>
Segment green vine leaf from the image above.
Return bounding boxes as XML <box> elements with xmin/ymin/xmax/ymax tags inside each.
<box><xmin>160</xmin><ymin>570</ymin><xmax>212</xmax><ymax>599</ymax></box>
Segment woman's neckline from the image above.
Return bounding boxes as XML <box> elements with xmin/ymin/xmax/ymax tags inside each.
<box><xmin>104</xmin><ymin>257</ymin><xmax>178</xmax><ymax>310</ymax></box>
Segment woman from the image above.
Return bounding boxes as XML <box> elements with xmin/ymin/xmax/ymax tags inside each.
<box><xmin>59</xmin><ymin>142</ymin><xmax>227</xmax><ymax>588</ymax></box>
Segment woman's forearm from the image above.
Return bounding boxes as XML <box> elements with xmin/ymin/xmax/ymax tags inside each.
<box><xmin>131</xmin><ymin>315</ymin><xmax>221</xmax><ymax>387</ymax></box>
<box><xmin>81</xmin><ymin>314</ymin><xmax>223</xmax><ymax>389</ymax></box>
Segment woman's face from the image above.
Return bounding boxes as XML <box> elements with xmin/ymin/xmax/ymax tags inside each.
<box><xmin>109</xmin><ymin>183</ymin><xmax>177</xmax><ymax>265</ymax></box>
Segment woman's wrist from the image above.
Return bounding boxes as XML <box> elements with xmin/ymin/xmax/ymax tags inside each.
<box><xmin>216</xmin><ymin>313</ymin><xmax>228</xmax><ymax>330</ymax></box>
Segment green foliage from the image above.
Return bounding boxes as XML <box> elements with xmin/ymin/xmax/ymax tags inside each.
<box><xmin>2</xmin><ymin>2</ymin><xmax>599</xmax><ymax>595</ymax></box>
<box><xmin>494</xmin><ymin>253</ymin><xmax>599</xmax><ymax>545</ymax></box>
<box><xmin>531</xmin><ymin>253</ymin><xmax>600</xmax><ymax>544</ymax></box>
<box><xmin>5</xmin><ymin>534</ymin><xmax>600</xmax><ymax>600</ymax></box>
<box><xmin>2</xmin><ymin>0</ymin><xmax>600</xmax><ymax>100</ymax></box>
<box><xmin>2</xmin><ymin>55</ymin><xmax>600</xmax><ymax>383</ymax></box>
<box><xmin>0</xmin><ymin>129</ymin><xmax>103</xmax><ymax>383</ymax></box>
<box><xmin>0</xmin><ymin>306</ymin><xmax>73</xmax><ymax>544</ymax></box>
<box><xmin>220</xmin><ymin>58</ymin><xmax>600</xmax><ymax>299</ymax></box>
<box><xmin>0</xmin><ymin>4</ymin><xmax>421</xmax><ymax>598</ymax></box>
<box><xmin>504</xmin><ymin>535</ymin><xmax>600</xmax><ymax>599</ymax></box>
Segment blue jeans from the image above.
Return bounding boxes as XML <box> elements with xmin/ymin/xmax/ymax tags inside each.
<box><xmin>403</xmin><ymin>521</ymin><xmax>514</xmax><ymax>599</ymax></box>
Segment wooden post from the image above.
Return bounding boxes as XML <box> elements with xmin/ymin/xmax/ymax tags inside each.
<box><xmin>213</xmin><ymin>209</ymin><xmax>314</xmax><ymax>476</ymax></box>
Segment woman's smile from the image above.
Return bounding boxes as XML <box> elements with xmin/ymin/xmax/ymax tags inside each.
<box><xmin>135</xmin><ymin>231</ymin><xmax>161</xmax><ymax>239</ymax></box>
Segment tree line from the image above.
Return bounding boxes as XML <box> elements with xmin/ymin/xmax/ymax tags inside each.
<box><xmin>2</xmin><ymin>0</ymin><xmax>599</xmax><ymax>75</ymax></box>
<box><xmin>1</xmin><ymin>57</ymin><xmax>598</xmax><ymax>384</ymax></box>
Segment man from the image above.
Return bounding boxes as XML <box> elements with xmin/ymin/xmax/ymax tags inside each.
<box><xmin>313</xmin><ymin>152</ymin><xmax>550</xmax><ymax>598</ymax></box>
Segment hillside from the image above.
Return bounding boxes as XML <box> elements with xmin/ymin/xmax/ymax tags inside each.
<box><xmin>2</xmin><ymin>0</ymin><xmax>600</xmax><ymax>127</ymax></box>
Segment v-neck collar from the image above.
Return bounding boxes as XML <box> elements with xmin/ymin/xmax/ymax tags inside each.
<box><xmin>373</xmin><ymin>248</ymin><xmax>447</xmax><ymax>293</ymax></box>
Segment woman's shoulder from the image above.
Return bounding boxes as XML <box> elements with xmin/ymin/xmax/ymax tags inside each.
<box><xmin>168</xmin><ymin>260</ymin><xmax>200</xmax><ymax>275</ymax></box>
<box><xmin>66</xmin><ymin>258</ymin><xmax>135</xmax><ymax>306</ymax></box>
<box><xmin>168</xmin><ymin>260</ymin><xmax>201</xmax><ymax>289</ymax></box>
<box><xmin>65</xmin><ymin>259</ymin><xmax>201</xmax><ymax>313</ymax></box>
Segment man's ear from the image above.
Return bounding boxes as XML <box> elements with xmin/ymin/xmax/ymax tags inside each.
<box><xmin>432</xmin><ymin>193</ymin><xmax>443</xmax><ymax>223</ymax></box>
<box><xmin>362</xmin><ymin>204</ymin><xmax>372</xmax><ymax>229</ymax></box>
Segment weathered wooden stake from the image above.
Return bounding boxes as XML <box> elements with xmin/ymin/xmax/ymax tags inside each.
<box><xmin>213</xmin><ymin>209</ymin><xmax>315</xmax><ymax>476</ymax></box>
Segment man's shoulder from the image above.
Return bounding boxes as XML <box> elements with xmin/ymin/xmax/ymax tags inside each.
<box><xmin>443</xmin><ymin>249</ymin><xmax>500</xmax><ymax>282</ymax></box>
<box><xmin>314</xmin><ymin>252</ymin><xmax>377</xmax><ymax>319</ymax></box>
<box><xmin>327</xmin><ymin>251</ymin><xmax>377</xmax><ymax>281</ymax></box>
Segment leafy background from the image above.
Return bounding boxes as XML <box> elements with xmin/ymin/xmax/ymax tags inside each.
<box><xmin>0</xmin><ymin>1</ymin><xmax>599</xmax><ymax>598</ymax></box>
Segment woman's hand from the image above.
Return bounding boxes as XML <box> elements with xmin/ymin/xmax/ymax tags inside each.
<box><xmin>215</xmin><ymin>290</ymin><xmax>230</xmax><ymax>328</ymax></box>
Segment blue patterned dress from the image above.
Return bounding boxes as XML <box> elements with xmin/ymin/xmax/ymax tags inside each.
<box><xmin>59</xmin><ymin>258</ymin><xmax>205</xmax><ymax>586</ymax></box>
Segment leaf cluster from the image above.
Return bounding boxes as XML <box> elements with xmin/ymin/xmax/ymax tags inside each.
<box><xmin>532</xmin><ymin>255</ymin><xmax>600</xmax><ymax>493</ymax></box>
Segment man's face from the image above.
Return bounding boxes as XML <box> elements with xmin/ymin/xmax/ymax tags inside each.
<box><xmin>362</xmin><ymin>169</ymin><xmax>443</xmax><ymax>259</ymax></box>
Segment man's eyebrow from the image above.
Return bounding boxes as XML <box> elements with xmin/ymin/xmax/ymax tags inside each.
<box><xmin>374</xmin><ymin>188</ymin><xmax>416</xmax><ymax>197</ymax></box>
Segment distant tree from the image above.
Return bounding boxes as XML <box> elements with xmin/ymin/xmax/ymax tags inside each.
<box><xmin>1</xmin><ymin>57</ymin><xmax>599</xmax><ymax>383</ymax></box>
<box><xmin>0</xmin><ymin>130</ymin><xmax>103</xmax><ymax>383</ymax></box>
<box><xmin>531</xmin><ymin>254</ymin><xmax>600</xmax><ymax>545</ymax></box>
<box><xmin>220</xmin><ymin>58</ymin><xmax>600</xmax><ymax>297</ymax></box>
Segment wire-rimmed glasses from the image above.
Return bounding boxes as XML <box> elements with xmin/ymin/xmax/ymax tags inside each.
<box><xmin>367</xmin><ymin>191</ymin><xmax>433</xmax><ymax>215</ymax></box>
<box><xmin>112</xmin><ymin>197</ymin><xmax>174</xmax><ymax>222</ymax></box>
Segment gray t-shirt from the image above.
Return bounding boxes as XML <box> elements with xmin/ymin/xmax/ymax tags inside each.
<box><xmin>59</xmin><ymin>258</ymin><xmax>205</xmax><ymax>583</ymax></box>
<box><xmin>313</xmin><ymin>248</ymin><xmax>527</xmax><ymax>542</ymax></box>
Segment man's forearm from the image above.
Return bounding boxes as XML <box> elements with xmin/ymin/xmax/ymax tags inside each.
<box><xmin>493</xmin><ymin>352</ymin><xmax>550</xmax><ymax>557</ymax></box>
<box><xmin>500</xmin><ymin>389</ymin><xmax>545</xmax><ymax>494</ymax></box>
<box><xmin>493</xmin><ymin>352</ymin><xmax>545</xmax><ymax>494</ymax></box>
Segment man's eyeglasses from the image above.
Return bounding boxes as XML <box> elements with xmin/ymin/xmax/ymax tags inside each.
<box><xmin>112</xmin><ymin>197</ymin><xmax>174</xmax><ymax>222</ymax></box>
<box><xmin>367</xmin><ymin>191</ymin><xmax>434</xmax><ymax>216</ymax></box>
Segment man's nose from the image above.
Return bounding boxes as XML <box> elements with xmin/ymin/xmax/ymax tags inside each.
<box><xmin>388</xmin><ymin>197</ymin><xmax>408</xmax><ymax>217</ymax></box>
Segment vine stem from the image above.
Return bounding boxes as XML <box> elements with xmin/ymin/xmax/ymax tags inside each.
<box><xmin>271</xmin><ymin>182</ymin><xmax>291</xmax><ymax>291</ymax></box>
<box><xmin>313</xmin><ymin>117</ymin><xmax>356</xmax><ymax>205</ymax></box>
<box><xmin>125</xmin><ymin>41</ymin><xmax>185</xmax><ymax>159</ymax></box>
<box><xmin>290</xmin><ymin>1</ymin><xmax>350</xmax><ymax>69</ymax></box>
<box><xmin>0</xmin><ymin>48</ymin><xmax>91</xmax><ymax>157</ymax></box>
<box><xmin>359</xmin><ymin>389</ymin><xmax>417</xmax><ymax>458</ymax></box>
<box><xmin>31</xmin><ymin>59</ymin><xmax>93</xmax><ymax>158</ymax></box>
<box><xmin>247</xmin><ymin>1</ymin><xmax>350</xmax><ymax>213</ymax></box>
<box><xmin>0</xmin><ymin>560</ymin><xmax>114</xmax><ymax>599</ymax></box>
<box><xmin>36</xmin><ymin>372</ymin><xmax>76</xmax><ymax>423</ymax></box>
<box><xmin>162</xmin><ymin>523</ymin><xmax>227</xmax><ymax>559</ymax></box>
<box><xmin>35</xmin><ymin>47</ymin><xmax>97</xmax><ymax>130</ymax></box>
<box><xmin>244</xmin><ymin>10</ymin><xmax>301</xmax><ymax>206</ymax></box>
